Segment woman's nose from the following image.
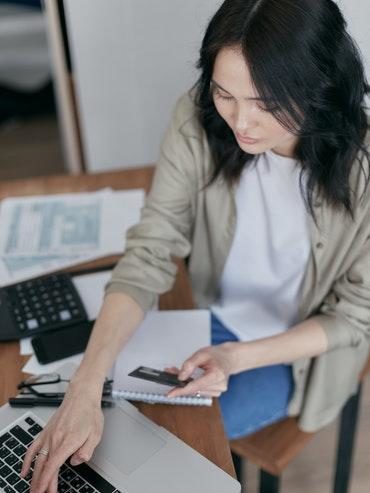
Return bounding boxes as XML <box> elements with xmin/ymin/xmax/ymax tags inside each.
<box><xmin>235</xmin><ymin>104</ymin><xmax>256</xmax><ymax>134</ymax></box>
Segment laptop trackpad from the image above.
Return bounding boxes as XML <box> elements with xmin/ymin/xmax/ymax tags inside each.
<box><xmin>92</xmin><ymin>405</ymin><xmax>166</xmax><ymax>476</ymax></box>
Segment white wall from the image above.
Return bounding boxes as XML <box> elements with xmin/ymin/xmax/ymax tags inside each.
<box><xmin>65</xmin><ymin>1</ymin><xmax>370</xmax><ymax>173</ymax></box>
<box><xmin>337</xmin><ymin>0</ymin><xmax>370</xmax><ymax>113</ymax></box>
<box><xmin>64</xmin><ymin>0</ymin><xmax>222</xmax><ymax>172</ymax></box>
<box><xmin>337</xmin><ymin>0</ymin><xmax>370</xmax><ymax>83</ymax></box>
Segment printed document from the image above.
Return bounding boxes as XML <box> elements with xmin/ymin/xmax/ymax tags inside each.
<box><xmin>0</xmin><ymin>189</ymin><xmax>144</xmax><ymax>286</ymax></box>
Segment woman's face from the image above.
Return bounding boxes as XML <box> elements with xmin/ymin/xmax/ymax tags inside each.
<box><xmin>212</xmin><ymin>47</ymin><xmax>299</xmax><ymax>157</ymax></box>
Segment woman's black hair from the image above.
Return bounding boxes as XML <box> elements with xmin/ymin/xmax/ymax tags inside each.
<box><xmin>196</xmin><ymin>0</ymin><xmax>370</xmax><ymax>217</ymax></box>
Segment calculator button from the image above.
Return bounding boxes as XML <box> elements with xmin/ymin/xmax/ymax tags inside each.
<box><xmin>4</xmin><ymin>272</ymin><xmax>87</xmax><ymax>337</ymax></box>
<box><xmin>59</xmin><ymin>310</ymin><xmax>71</xmax><ymax>321</ymax></box>
<box><xmin>26</xmin><ymin>319</ymin><xmax>39</xmax><ymax>330</ymax></box>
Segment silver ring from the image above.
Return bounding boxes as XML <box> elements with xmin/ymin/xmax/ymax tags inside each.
<box><xmin>38</xmin><ymin>448</ymin><xmax>49</xmax><ymax>457</ymax></box>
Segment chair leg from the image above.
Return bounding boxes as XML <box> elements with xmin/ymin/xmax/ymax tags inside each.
<box><xmin>232</xmin><ymin>452</ymin><xmax>244</xmax><ymax>484</ymax></box>
<box><xmin>260</xmin><ymin>469</ymin><xmax>280</xmax><ymax>493</ymax></box>
<box><xmin>333</xmin><ymin>383</ymin><xmax>363</xmax><ymax>493</ymax></box>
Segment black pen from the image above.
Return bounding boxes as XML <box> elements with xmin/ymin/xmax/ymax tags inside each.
<box><xmin>9</xmin><ymin>397</ymin><xmax>114</xmax><ymax>408</ymax></box>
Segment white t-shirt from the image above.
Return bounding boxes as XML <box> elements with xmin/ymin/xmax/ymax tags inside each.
<box><xmin>211</xmin><ymin>149</ymin><xmax>311</xmax><ymax>341</ymax></box>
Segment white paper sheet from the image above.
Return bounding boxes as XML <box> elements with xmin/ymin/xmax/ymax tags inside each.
<box><xmin>113</xmin><ymin>310</ymin><xmax>210</xmax><ymax>395</ymax></box>
<box><xmin>0</xmin><ymin>189</ymin><xmax>144</xmax><ymax>286</ymax></box>
<box><xmin>19</xmin><ymin>337</ymin><xmax>33</xmax><ymax>356</ymax></box>
<box><xmin>0</xmin><ymin>190</ymin><xmax>109</xmax><ymax>257</ymax></box>
<box><xmin>72</xmin><ymin>270</ymin><xmax>112</xmax><ymax>320</ymax></box>
<box><xmin>22</xmin><ymin>353</ymin><xmax>84</xmax><ymax>375</ymax></box>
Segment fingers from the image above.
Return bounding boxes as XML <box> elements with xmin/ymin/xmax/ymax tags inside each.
<box><xmin>164</xmin><ymin>366</ymin><xmax>180</xmax><ymax>375</ymax></box>
<box><xmin>30</xmin><ymin>442</ymin><xmax>80</xmax><ymax>493</ymax></box>
<box><xmin>30</xmin><ymin>448</ymin><xmax>49</xmax><ymax>492</ymax></box>
<box><xmin>178</xmin><ymin>348</ymin><xmax>211</xmax><ymax>380</ymax></box>
<box><xmin>167</xmin><ymin>371</ymin><xmax>227</xmax><ymax>398</ymax></box>
<box><xmin>70</xmin><ymin>431</ymin><xmax>101</xmax><ymax>466</ymax></box>
<box><xmin>168</xmin><ymin>385</ymin><xmax>225</xmax><ymax>398</ymax></box>
<box><xmin>46</xmin><ymin>472</ymin><xmax>58</xmax><ymax>493</ymax></box>
<box><xmin>21</xmin><ymin>437</ymin><xmax>42</xmax><ymax>477</ymax></box>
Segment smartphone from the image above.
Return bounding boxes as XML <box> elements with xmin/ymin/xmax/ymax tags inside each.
<box><xmin>128</xmin><ymin>366</ymin><xmax>193</xmax><ymax>387</ymax></box>
<box><xmin>31</xmin><ymin>320</ymin><xmax>95</xmax><ymax>364</ymax></box>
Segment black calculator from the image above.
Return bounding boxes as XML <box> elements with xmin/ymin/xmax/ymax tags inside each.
<box><xmin>0</xmin><ymin>273</ymin><xmax>88</xmax><ymax>341</ymax></box>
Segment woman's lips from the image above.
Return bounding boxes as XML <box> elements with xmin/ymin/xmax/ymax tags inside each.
<box><xmin>236</xmin><ymin>133</ymin><xmax>260</xmax><ymax>144</ymax></box>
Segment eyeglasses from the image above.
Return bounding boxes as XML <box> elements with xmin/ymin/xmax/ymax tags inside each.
<box><xmin>17</xmin><ymin>373</ymin><xmax>113</xmax><ymax>399</ymax></box>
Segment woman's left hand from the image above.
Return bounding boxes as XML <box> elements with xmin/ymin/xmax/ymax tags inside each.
<box><xmin>166</xmin><ymin>342</ymin><xmax>238</xmax><ymax>398</ymax></box>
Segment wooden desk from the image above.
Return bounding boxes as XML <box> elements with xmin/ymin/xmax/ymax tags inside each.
<box><xmin>0</xmin><ymin>168</ymin><xmax>235</xmax><ymax>479</ymax></box>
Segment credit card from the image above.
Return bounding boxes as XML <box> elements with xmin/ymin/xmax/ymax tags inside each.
<box><xmin>128</xmin><ymin>366</ymin><xmax>193</xmax><ymax>387</ymax></box>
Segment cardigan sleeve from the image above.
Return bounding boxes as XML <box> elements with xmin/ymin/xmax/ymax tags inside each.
<box><xmin>312</xmin><ymin>230</ymin><xmax>370</xmax><ymax>350</ymax></box>
<box><xmin>312</xmin><ymin>148</ymin><xmax>370</xmax><ymax>351</ymax></box>
<box><xmin>104</xmin><ymin>94</ymin><xmax>200</xmax><ymax>312</ymax></box>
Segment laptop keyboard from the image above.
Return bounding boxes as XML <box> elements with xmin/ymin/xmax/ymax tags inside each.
<box><xmin>0</xmin><ymin>413</ymin><xmax>121</xmax><ymax>493</ymax></box>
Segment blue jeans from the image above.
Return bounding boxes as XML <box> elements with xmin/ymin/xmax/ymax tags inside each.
<box><xmin>211</xmin><ymin>313</ymin><xmax>294</xmax><ymax>439</ymax></box>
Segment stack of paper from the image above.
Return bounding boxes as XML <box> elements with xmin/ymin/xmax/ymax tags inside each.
<box><xmin>0</xmin><ymin>188</ymin><xmax>144</xmax><ymax>286</ymax></box>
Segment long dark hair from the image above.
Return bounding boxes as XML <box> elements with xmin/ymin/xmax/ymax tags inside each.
<box><xmin>195</xmin><ymin>0</ymin><xmax>370</xmax><ymax>217</ymax></box>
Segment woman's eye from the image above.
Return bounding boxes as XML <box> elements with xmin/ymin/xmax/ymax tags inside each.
<box><xmin>257</xmin><ymin>102</ymin><xmax>278</xmax><ymax>113</ymax></box>
<box><xmin>215</xmin><ymin>91</ymin><xmax>234</xmax><ymax>101</ymax></box>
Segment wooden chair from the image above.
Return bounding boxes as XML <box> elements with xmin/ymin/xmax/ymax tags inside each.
<box><xmin>230</xmin><ymin>354</ymin><xmax>370</xmax><ymax>493</ymax></box>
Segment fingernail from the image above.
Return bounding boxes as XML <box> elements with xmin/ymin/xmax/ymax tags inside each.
<box><xmin>70</xmin><ymin>458</ymin><xmax>81</xmax><ymax>466</ymax></box>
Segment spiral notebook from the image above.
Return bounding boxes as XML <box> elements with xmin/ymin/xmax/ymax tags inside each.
<box><xmin>112</xmin><ymin>310</ymin><xmax>212</xmax><ymax>406</ymax></box>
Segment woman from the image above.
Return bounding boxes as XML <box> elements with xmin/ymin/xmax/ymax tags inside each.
<box><xmin>23</xmin><ymin>0</ymin><xmax>370</xmax><ymax>491</ymax></box>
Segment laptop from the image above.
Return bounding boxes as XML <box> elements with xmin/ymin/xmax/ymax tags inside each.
<box><xmin>0</xmin><ymin>370</ymin><xmax>240</xmax><ymax>493</ymax></box>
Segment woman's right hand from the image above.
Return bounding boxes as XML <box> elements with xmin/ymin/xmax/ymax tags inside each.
<box><xmin>20</xmin><ymin>385</ymin><xmax>104</xmax><ymax>493</ymax></box>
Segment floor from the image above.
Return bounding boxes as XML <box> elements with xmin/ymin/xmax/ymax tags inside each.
<box><xmin>1</xmin><ymin>116</ymin><xmax>369</xmax><ymax>492</ymax></box>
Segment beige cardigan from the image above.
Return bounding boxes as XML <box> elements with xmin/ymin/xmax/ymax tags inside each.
<box><xmin>106</xmin><ymin>92</ymin><xmax>370</xmax><ymax>432</ymax></box>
